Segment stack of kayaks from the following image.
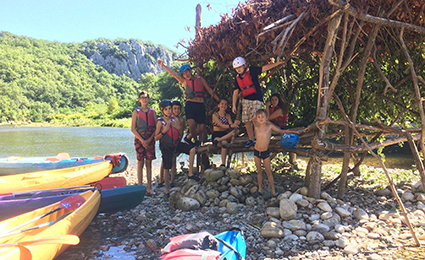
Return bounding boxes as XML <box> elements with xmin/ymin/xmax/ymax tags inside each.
<box><xmin>0</xmin><ymin>153</ymin><xmax>129</xmax><ymax>176</ymax></box>
<box><xmin>0</xmin><ymin>152</ymin><xmax>146</xmax><ymax>259</ymax></box>
<box><xmin>0</xmin><ymin>177</ymin><xmax>146</xmax><ymax>221</ymax></box>
<box><xmin>0</xmin><ymin>190</ymin><xmax>100</xmax><ymax>260</ymax></box>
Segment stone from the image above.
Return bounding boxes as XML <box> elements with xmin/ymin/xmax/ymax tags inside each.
<box><xmin>296</xmin><ymin>199</ymin><xmax>309</xmax><ymax>208</ymax></box>
<box><xmin>402</xmin><ymin>191</ymin><xmax>415</xmax><ymax>201</ymax></box>
<box><xmin>313</xmin><ymin>223</ymin><xmax>330</xmax><ymax>233</ymax></box>
<box><xmin>289</xmin><ymin>193</ymin><xmax>303</xmax><ymax>203</ymax></box>
<box><xmin>146</xmin><ymin>239</ymin><xmax>158</xmax><ymax>251</ymax></box>
<box><xmin>335</xmin><ymin>237</ymin><xmax>349</xmax><ymax>248</ymax></box>
<box><xmin>353</xmin><ymin>208</ymin><xmax>369</xmax><ymax>220</ymax></box>
<box><xmin>176</xmin><ymin>197</ymin><xmax>200</xmax><ymax>211</ymax></box>
<box><xmin>323</xmin><ymin>240</ymin><xmax>335</xmax><ymax>247</ymax></box>
<box><xmin>239</xmin><ymin>175</ymin><xmax>253</xmax><ymax>185</ymax></box>
<box><xmin>309</xmin><ymin>214</ymin><xmax>321</xmax><ymax>221</ymax></box>
<box><xmin>376</xmin><ymin>188</ymin><xmax>391</xmax><ymax>196</ymax></box>
<box><xmin>266</xmin><ymin>240</ymin><xmax>277</xmax><ymax>249</ymax></box>
<box><xmin>282</xmin><ymin>219</ymin><xmax>306</xmax><ymax>231</ymax></box>
<box><xmin>299</xmin><ymin>187</ymin><xmax>309</xmax><ymax>196</ymax></box>
<box><xmin>279</xmin><ymin>199</ymin><xmax>298</xmax><ymax>220</ymax></box>
<box><xmin>293</xmin><ymin>230</ymin><xmax>307</xmax><ymax>236</ymax></box>
<box><xmin>367</xmin><ymin>253</ymin><xmax>383</xmax><ymax>260</ymax></box>
<box><xmin>323</xmin><ymin>213</ymin><xmax>341</xmax><ymax>229</ymax></box>
<box><xmin>306</xmin><ymin>231</ymin><xmax>325</xmax><ymax>244</ymax></box>
<box><xmin>225</xmin><ymin>168</ymin><xmax>240</xmax><ymax>179</ymax></box>
<box><xmin>206</xmin><ymin>189</ymin><xmax>220</xmax><ymax>199</ymax></box>
<box><xmin>284</xmin><ymin>234</ymin><xmax>299</xmax><ymax>240</ymax></box>
<box><xmin>229</xmin><ymin>187</ymin><xmax>243</xmax><ymax>199</ymax></box>
<box><xmin>344</xmin><ymin>245</ymin><xmax>360</xmax><ymax>255</ymax></box>
<box><xmin>317</xmin><ymin>202</ymin><xmax>332</xmax><ymax>212</ymax></box>
<box><xmin>194</xmin><ymin>190</ymin><xmax>207</xmax><ymax>205</ymax></box>
<box><xmin>245</xmin><ymin>196</ymin><xmax>256</xmax><ymax>206</ymax></box>
<box><xmin>261</xmin><ymin>221</ymin><xmax>284</xmax><ymax>238</ymax></box>
<box><xmin>219</xmin><ymin>199</ymin><xmax>229</xmax><ymax>207</ymax></box>
<box><xmin>335</xmin><ymin>207</ymin><xmax>351</xmax><ymax>218</ymax></box>
<box><xmin>226</xmin><ymin>202</ymin><xmax>239</xmax><ymax>214</ymax></box>
<box><xmin>205</xmin><ymin>169</ymin><xmax>225</xmax><ymax>182</ymax></box>
<box><xmin>321</xmin><ymin>212</ymin><xmax>333</xmax><ymax>220</ymax></box>
<box><xmin>323</xmin><ymin>231</ymin><xmax>339</xmax><ymax>240</ymax></box>
<box><xmin>266</xmin><ymin>207</ymin><xmax>281</xmax><ymax>218</ymax></box>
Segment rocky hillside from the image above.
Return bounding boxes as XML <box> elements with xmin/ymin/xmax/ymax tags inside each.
<box><xmin>80</xmin><ymin>39</ymin><xmax>178</xmax><ymax>81</ymax></box>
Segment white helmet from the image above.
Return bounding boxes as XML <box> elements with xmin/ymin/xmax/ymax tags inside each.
<box><xmin>233</xmin><ymin>57</ymin><xmax>246</xmax><ymax>68</ymax></box>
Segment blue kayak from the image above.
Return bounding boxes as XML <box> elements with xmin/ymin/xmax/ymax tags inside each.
<box><xmin>0</xmin><ymin>185</ymin><xmax>145</xmax><ymax>221</ymax></box>
<box><xmin>0</xmin><ymin>153</ymin><xmax>128</xmax><ymax>176</ymax></box>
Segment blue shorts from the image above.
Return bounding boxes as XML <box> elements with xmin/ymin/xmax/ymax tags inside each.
<box><xmin>185</xmin><ymin>101</ymin><xmax>206</xmax><ymax>124</ymax></box>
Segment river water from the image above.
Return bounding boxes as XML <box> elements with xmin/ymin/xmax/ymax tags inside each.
<box><xmin>0</xmin><ymin>126</ymin><xmax>416</xmax><ymax>170</ymax></box>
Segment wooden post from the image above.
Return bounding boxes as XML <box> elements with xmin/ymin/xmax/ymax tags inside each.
<box><xmin>195</xmin><ymin>4</ymin><xmax>202</xmax><ymax>39</ymax></box>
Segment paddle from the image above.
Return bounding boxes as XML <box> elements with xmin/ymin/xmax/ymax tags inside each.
<box><xmin>0</xmin><ymin>235</ymin><xmax>80</xmax><ymax>247</ymax></box>
<box><xmin>0</xmin><ymin>213</ymin><xmax>72</xmax><ymax>239</ymax></box>
<box><xmin>2</xmin><ymin>194</ymin><xmax>85</xmax><ymax>234</ymax></box>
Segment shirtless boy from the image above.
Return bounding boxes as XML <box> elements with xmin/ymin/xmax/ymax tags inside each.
<box><xmin>252</xmin><ymin>109</ymin><xmax>297</xmax><ymax>197</ymax></box>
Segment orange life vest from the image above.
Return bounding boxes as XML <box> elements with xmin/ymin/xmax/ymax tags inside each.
<box><xmin>158</xmin><ymin>116</ymin><xmax>180</xmax><ymax>147</ymax></box>
<box><xmin>185</xmin><ymin>77</ymin><xmax>205</xmax><ymax>98</ymax></box>
<box><xmin>269</xmin><ymin>106</ymin><xmax>288</xmax><ymax>128</ymax></box>
<box><xmin>135</xmin><ymin>107</ymin><xmax>156</xmax><ymax>136</ymax></box>
<box><xmin>236</xmin><ymin>69</ymin><xmax>257</xmax><ymax>98</ymax></box>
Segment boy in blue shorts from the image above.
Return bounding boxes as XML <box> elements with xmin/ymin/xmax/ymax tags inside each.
<box><xmin>232</xmin><ymin>57</ymin><xmax>285</xmax><ymax>147</ymax></box>
<box><xmin>157</xmin><ymin>58</ymin><xmax>219</xmax><ymax>146</ymax></box>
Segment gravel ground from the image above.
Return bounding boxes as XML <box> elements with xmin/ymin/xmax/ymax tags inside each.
<box><xmin>61</xmin><ymin>159</ymin><xmax>425</xmax><ymax>260</ymax></box>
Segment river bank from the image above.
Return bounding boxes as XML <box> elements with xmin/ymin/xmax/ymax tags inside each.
<box><xmin>60</xmin><ymin>158</ymin><xmax>425</xmax><ymax>260</ymax></box>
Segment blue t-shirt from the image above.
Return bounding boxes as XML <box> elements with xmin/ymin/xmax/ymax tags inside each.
<box><xmin>233</xmin><ymin>66</ymin><xmax>263</xmax><ymax>101</ymax></box>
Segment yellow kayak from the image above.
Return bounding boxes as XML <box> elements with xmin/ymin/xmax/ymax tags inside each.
<box><xmin>0</xmin><ymin>190</ymin><xmax>100</xmax><ymax>260</ymax></box>
<box><xmin>0</xmin><ymin>161</ymin><xmax>112</xmax><ymax>193</ymax></box>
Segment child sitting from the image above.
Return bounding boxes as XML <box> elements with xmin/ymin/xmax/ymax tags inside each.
<box><xmin>211</xmin><ymin>99</ymin><xmax>240</xmax><ymax>167</ymax></box>
<box><xmin>252</xmin><ymin>109</ymin><xmax>297</xmax><ymax>197</ymax></box>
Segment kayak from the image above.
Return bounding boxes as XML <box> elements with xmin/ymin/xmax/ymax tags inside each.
<box><xmin>0</xmin><ymin>190</ymin><xmax>100</xmax><ymax>260</ymax></box>
<box><xmin>97</xmin><ymin>185</ymin><xmax>146</xmax><ymax>213</ymax></box>
<box><xmin>0</xmin><ymin>177</ymin><xmax>128</xmax><ymax>221</ymax></box>
<box><xmin>0</xmin><ymin>161</ymin><xmax>113</xmax><ymax>193</ymax></box>
<box><xmin>0</xmin><ymin>153</ymin><xmax>129</xmax><ymax>176</ymax></box>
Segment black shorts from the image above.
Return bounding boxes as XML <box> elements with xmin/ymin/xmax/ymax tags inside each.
<box><xmin>185</xmin><ymin>101</ymin><xmax>206</xmax><ymax>124</ymax></box>
<box><xmin>212</xmin><ymin>130</ymin><xmax>230</xmax><ymax>141</ymax></box>
<box><xmin>175</xmin><ymin>141</ymin><xmax>193</xmax><ymax>156</ymax></box>
<box><xmin>254</xmin><ymin>149</ymin><xmax>270</xmax><ymax>160</ymax></box>
<box><xmin>160</xmin><ymin>144</ymin><xmax>175</xmax><ymax>170</ymax></box>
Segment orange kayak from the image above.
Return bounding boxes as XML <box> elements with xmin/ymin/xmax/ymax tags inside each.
<box><xmin>0</xmin><ymin>190</ymin><xmax>100</xmax><ymax>260</ymax></box>
<box><xmin>0</xmin><ymin>162</ymin><xmax>112</xmax><ymax>193</ymax></box>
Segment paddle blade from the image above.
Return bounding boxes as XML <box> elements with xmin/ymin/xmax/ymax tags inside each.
<box><xmin>59</xmin><ymin>194</ymin><xmax>86</xmax><ymax>211</ymax></box>
<box><xmin>0</xmin><ymin>235</ymin><xmax>80</xmax><ymax>247</ymax></box>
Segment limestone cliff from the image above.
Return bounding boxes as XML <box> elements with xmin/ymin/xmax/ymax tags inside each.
<box><xmin>81</xmin><ymin>39</ymin><xmax>178</xmax><ymax>81</ymax></box>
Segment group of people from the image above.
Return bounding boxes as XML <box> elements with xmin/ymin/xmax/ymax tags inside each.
<box><xmin>131</xmin><ymin>56</ymin><xmax>297</xmax><ymax>198</ymax></box>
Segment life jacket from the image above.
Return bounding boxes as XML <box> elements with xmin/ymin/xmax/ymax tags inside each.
<box><xmin>269</xmin><ymin>106</ymin><xmax>288</xmax><ymax>128</ymax></box>
<box><xmin>158</xmin><ymin>116</ymin><xmax>180</xmax><ymax>148</ymax></box>
<box><xmin>135</xmin><ymin>107</ymin><xmax>156</xmax><ymax>136</ymax></box>
<box><xmin>236</xmin><ymin>69</ymin><xmax>257</xmax><ymax>98</ymax></box>
<box><xmin>185</xmin><ymin>77</ymin><xmax>205</xmax><ymax>99</ymax></box>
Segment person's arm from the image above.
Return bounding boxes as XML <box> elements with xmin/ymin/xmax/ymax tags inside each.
<box><xmin>226</xmin><ymin>114</ymin><xmax>240</xmax><ymax>128</ymax></box>
<box><xmin>232</xmin><ymin>89</ymin><xmax>239</xmax><ymax>114</ymax></box>
<box><xmin>201</xmin><ymin>77</ymin><xmax>219</xmax><ymax>101</ymax></box>
<box><xmin>131</xmin><ymin>110</ymin><xmax>143</xmax><ymax>141</ymax></box>
<box><xmin>261</xmin><ymin>61</ymin><xmax>285</xmax><ymax>73</ymax></box>
<box><xmin>268</xmin><ymin>108</ymin><xmax>284</xmax><ymax>121</ymax></box>
<box><xmin>157</xmin><ymin>58</ymin><xmax>186</xmax><ymax>85</ymax></box>
<box><xmin>146</xmin><ymin>111</ymin><xmax>157</xmax><ymax>144</ymax></box>
<box><xmin>155</xmin><ymin>121</ymin><xmax>165</xmax><ymax>141</ymax></box>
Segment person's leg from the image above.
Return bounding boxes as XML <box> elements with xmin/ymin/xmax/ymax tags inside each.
<box><xmin>245</xmin><ymin>121</ymin><xmax>254</xmax><ymax>141</ymax></box>
<box><xmin>220</xmin><ymin>140</ymin><xmax>228</xmax><ymax>166</ymax></box>
<box><xmin>137</xmin><ymin>159</ymin><xmax>144</xmax><ymax>185</ymax></box>
<box><xmin>263</xmin><ymin>157</ymin><xmax>276</xmax><ymax>195</ymax></box>
<box><xmin>198</xmin><ymin>124</ymin><xmax>206</xmax><ymax>144</ymax></box>
<box><xmin>164</xmin><ymin>168</ymin><xmax>170</xmax><ymax>194</ymax></box>
<box><xmin>146</xmin><ymin>159</ymin><xmax>153</xmax><ymax>193</ymax></box>
<box><xmin>187</xmin><ymin>119</ymin><xmax>198</xmax><ymax>143</ymax></box>
<box><xmin>159</xmin><ymin>162</ymin><xmax>164</xmax><ymax>184</ymax></box>
<box><xmin>254</xmin><ymin>156</ymin><xmax>263</xmax><ymax>193</ymax></box>
<box><xmin>188</xmin><ymin>148</ymin><xmax>196</xmax><ymax>177</ymax></box>
<box><xmin>171</xmin><ymin>156</ymin><xmax>177</xmax><ymax>183</ymax></box>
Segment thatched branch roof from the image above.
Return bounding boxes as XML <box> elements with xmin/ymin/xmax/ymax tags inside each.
<box><xmin>186</xmin><ymin>0</ymin><xmax>425</xmax><ymax>67</ymax></box>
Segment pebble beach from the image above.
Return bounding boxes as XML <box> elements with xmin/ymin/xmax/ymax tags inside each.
<box><xmin>61</xmin><ymin>158</ymin><xmax>425</xmax><ymax>260</ymax></box>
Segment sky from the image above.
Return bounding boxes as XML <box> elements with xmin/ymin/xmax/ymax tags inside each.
<box><xmin>0</xmin><ymin>0</ymin><xmax>242</xmax><ymax>53</ymax></box>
